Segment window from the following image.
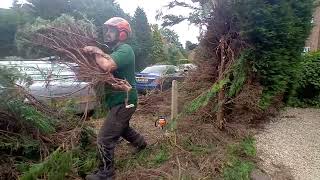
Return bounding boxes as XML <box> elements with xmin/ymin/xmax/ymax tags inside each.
<box><xmin>165</xmin><ymin>66</ymin><xmax>177</xmax><ymax>75</ymax></box>
<box><xmin>304</xmin><ymin>47</ymin><xmax>311</xmax><ymax>53</ymax></box>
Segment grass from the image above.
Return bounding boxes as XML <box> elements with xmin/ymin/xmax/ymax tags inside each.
<box><xmin>223</xmin><ymin>136</ymin><xmax>256</xmax><ymax>180</ymax></box>
<box><xmin>116</xmin><ymin>143</ymin><xmax>171</xmax><ymax>172</ymax></box>
<box><xmin>223</xmin><ymin>160</ymin><xmax>255</xmax><ymax>180</ymax></box>
<box><xmin>241</xmin><ymin>136</ymin><xmax>256</xmax><ymax>157</ymax></box>
<box><xmin>182</xmin><ymin>137</ymin><xmax>215</xmax><ymax>156</ymax></box>
<box><xmin>151</xmin><ymin>146</ymin><xmax>170</xmax><ymax>165</ymax></box>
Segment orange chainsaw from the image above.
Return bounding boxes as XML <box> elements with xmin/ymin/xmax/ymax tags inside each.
<box><xmin>155</xmin><ymin>116</ymin><xmax>167</xmax><ymax>129</ymax></box>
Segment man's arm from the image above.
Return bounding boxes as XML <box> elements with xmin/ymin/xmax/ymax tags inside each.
<box><xmin>95</xmin><ymin>53</ymin><xmax>117</xmax><ymax>72</ymax></box>
<box><xmin>83</xmin><ymin>45</ymin><xmax>132</xmax><ymax>92</ymax></box>
<box><xmin>83</xmin><ymin>46</ymin><xmax>117</xmax><ymax>72</ymax></box>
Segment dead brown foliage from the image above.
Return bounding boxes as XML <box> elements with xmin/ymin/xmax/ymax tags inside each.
<box><xmin>24</xmin><ymin>19</ymin><xmax>131</xmax><ymax>98</ymax></box>
<box><xmin>137</xmin><ymin>90</ymin><xmax>172</xmax><ymax>115</ymax></box>
<box><xmin>179</xmin><ymin>0</ymin><xmax>282</xmax><ymax>130</ymax></box>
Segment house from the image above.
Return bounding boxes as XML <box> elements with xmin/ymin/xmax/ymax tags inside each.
<box><xmin>305</xmin><ymin>7</ymin><xmax>320</xmax><ymax>52</ymax></box>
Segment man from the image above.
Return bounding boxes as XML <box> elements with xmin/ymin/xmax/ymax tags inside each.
<box><xmin>84</xmin><ymin>17</ymin><xmax>147</xmax><ymax>180</ymax></box>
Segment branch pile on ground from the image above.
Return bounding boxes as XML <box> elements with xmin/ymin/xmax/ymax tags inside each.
<box><xmin>137</xmin><ymin>90</ymin><xmax>172</xmax><ymax>115</ymax></box>
<box><xmin>0</xmin><ymin>64</ymin><xmax>97</xmax><ymax>179</ymax></box>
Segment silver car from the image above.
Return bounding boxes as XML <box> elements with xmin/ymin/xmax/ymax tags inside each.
<box><xmin>0</xmin><ymin>59</ymin><xmax>97</xmax><ymax>114</ymax></box>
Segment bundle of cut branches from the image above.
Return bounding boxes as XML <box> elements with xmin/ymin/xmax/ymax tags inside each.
<box><xmin>17</xmin><ymin>15</ymin><xmax>131</xmax><ymax>94</ymax></box>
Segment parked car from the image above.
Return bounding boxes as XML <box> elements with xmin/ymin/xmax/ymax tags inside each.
<box><xmin>177</xmin><ymin>63</ymin><xmax>197</xmax><ymax>74</ymax></box>
<box><xmin>0</xmin><ymin>59</ymin><xmax>96</xmax><ymax>114</ymax></box>
<box><xmin>135</xmin><ymin>65</ymin><xmax>184</xmax><ymax>93</ymax></box>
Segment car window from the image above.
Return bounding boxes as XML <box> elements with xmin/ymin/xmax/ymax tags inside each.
<box><xmin>177</xmin><ymin>64</ymin><xmax>196</xmax><ymax>72</ymax></box>
<box><xmin>165</xmin><ymin>66</ymin><xmax>177</xmax><ymax>75</ymax></box>
<box><xmin>141</xmin><ymin>66</ymin><xmax>169</xmax><ymax>74</ymax></box>
<box><xmin>0</xmin><ymin>61</ymin><xmax>77</xmax><ymax>83</ymax></box>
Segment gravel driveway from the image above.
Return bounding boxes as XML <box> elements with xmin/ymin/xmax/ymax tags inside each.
<box><xmin>255</xmin><ymin>108</ymin><xmax>320</xmax><ymax>180</ymax></box>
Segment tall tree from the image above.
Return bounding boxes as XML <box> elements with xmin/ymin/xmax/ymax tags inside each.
<box><xmin>167</xmin><ymin>45</ymin><xmax>184</xmax><ymax>65</ymax></box>
<box><xmin>12</xmin><ymin>0</ymin><xmax>21</xmax><ymax>9</ymax></box>
<box><xmin>159</xmin><ymin>0</ymin><xmax>315</xmax><ymax>125</ymax></box>
<box><xmin>13</xmin><ymin>0</ymin><xmax>129</xmax><ymax>58</ymax></box>
<box><xmin>0</xmin><ymin>9</ymin><xmax>18</xmax><ymax>57</ymax></box>
<box><xmin>0</xmin><ymin>7</ymin><xmax>32</xmax><ymax>58</ymax></box>
<box><xmin>160</xmin><ymin>28</ymin><xmax>187</xmax><ymax>59</ymax></box>
<box><xmin>69</xmin><ymin>0</ymin><xmax>129</xmax><ymax>47</ymax></box>
<box><xmin>23</xmin><ymin>0</ymin><xmax>70</xmax><ymax>20</ymax></box>
<box><xmin>21</xmin><ymin>0</ymin><xmax>128</xmax><ymax>25</ymax></box>
<box><xmin>131</xmin><ymin>7</ymin><xmax>152</xmax><ymax>70</ymax></box>
<box><xmin>160</xmin><ymin>28</ymin><xmax>182</xmax><ymax>49</ymax></box>
<box><xmin>150</xmin><ymin>25</ymin><xmax>167</xmax><ymax>64</ymax></box>
<box><xmin>69</xmin><ymin>0</ymin><xmax>128</xmax><ymax>26</ymax></box>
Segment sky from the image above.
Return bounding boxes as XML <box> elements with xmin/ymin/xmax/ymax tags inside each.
<box><xmin>0</xmin><ymin>0</ymin><xmax>200</xmax><ymax>45</ymax></box>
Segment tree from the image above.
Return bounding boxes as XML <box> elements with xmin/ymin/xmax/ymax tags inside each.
<box><xmin>12</xmin><ymin>0</ymin><xmax>129</xmax><ymax>58</ymax></box>
<box><xmin>158</xmin><ymin>0</ymin><xmax>315</xmax><ymax>127</ymax></box>
<box><xmin>185</xmin><ymin>40</ymin><xmax>197</xmax><ymax>51</ymax></box>
<box><xmin>21</xmin><ymin>0</ymin><xmax>128</xmax><ymax>26</ymax></box>
<box><xmin>0</xmin><ymin>0</ymin><xmax>70</xmax><ymax>57</ymax></box>
<box><xmin>23</xmin><ymin>0</ymin><xmax>70</xmax><ymax>20</ymax></box>
<box><xmin>0</xmin><ymin>9</ymin><xmax>18</xmax><ymax>57</ymax></box>
<box><xmin>150</xmin><ymin>25</ymin><xmax>167</xmax><ymax>64</ymax></box>
<box><xmin>131</xmin><ymin>7</ymin><xmax>153</xmax><ymax>70</ymax></box>
<box><xmin>167</xmin><ymin>45</ymin><xmax>185</xmax><ymax>65</ymax></box>
<box><xmin>159</xmin><ymin>28</ymin><xmax>187</xmax><ymax>64</ymax></box>
<box><xmin>69</xmin><ymin>0</ymin><xmax>128</xmax><ymax>26</ymax></box>
<box><xmin>0</xmin><ymin>7</ymin><xmax>33</xmax><ymax>58</ymax></box>
<box><xmin>157</xmin><ymin>0</ymin><xmax>207</xmax><ymax>27</ymax></box>
<box><xmin>160</xmin><ymin>28</ymin><xmax>182</xmax><ymax>49</ymax></box>
<box><xmin>69</xmin><ymin>0</ymin><xmax>130</xmax><ymax>47</ymax></box>
<box><xmin>12</xmin><ymin>0</ymin><xmax>21</xmax><ymax>9</ymax></box>
<box><xmin>236</xmin><ymin>0</ymin><xmax>315</xmax><ymax>107</ymax></box>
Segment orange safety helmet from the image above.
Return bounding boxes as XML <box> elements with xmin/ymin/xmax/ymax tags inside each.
<box><xmin>104</xmin><ymin>17</ymin><xmax>132</xmax><ymax>42</ymax></box>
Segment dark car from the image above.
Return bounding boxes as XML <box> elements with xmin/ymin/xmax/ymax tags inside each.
<box><xmin>135</xmin><ymin>65</ymin><xmax>183</xmax><ymax>93</ymax></box>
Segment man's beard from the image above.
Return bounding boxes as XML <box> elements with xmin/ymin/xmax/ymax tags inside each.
<box><xmin>105</xmin><ymin>40</ymin><xmax>118</xmax><ymax>49</ymax></box>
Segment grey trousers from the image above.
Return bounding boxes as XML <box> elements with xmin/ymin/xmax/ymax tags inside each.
<box><xmin>96</xmin><ymin>104</ymin><xmax>145</xmax><ymax>177</ymax></box>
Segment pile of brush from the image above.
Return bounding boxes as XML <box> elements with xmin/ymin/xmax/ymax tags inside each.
<box><xmin>0</xmin><ymin>65</ymin><xmax>97</xmax><ymax>180</ymax></box>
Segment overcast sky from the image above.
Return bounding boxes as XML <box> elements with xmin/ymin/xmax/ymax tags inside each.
<box><xmin>0</xmin><ymin>0</ymin><xmax>199</xmax><ymax>45</ymax></box>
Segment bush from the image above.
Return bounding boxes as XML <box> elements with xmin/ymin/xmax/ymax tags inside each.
<box><xmin>20</xmin><ymin>149</ymin><xmax>73</xmax><ymax>180</ymax></box>
<box><xmin>238</xmin><ymin>0</ymin><xmax>315</xmax><ymax>108</ymax></box>
<box><xmin>288</xmin><ymin>51</ymin><xmax>320</xmax><ymax>107</ymax></box>
<box><xmin>162</xmin><ymin>0</ymin><xmax>315</xmax><ymax>125</ymax></box>
<box><xmin>0</xmin><ymin>65</ymin><xmax>96</xmax><ymax>179</ymax></box>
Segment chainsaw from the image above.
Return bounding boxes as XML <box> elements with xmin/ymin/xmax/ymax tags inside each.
<box><xmin>155</xmin><ymin>116</ymin><xmax>167</xmax><ymax>129</ymax></box>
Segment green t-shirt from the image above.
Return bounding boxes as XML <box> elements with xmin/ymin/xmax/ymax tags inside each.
<box><xmin>105</xmin><ymin>43</ymin><xmax>138</xmax><ymax>109</ymax></box>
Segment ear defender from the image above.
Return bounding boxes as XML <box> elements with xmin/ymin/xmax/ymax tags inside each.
<box><xmin>119</xmin><ymin>31</ymin><xmax>128</xmax><ymax>41</ymax></box>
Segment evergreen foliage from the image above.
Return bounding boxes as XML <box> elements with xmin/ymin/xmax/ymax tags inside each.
<box><xmin>288</xmin><ymin>51</ymin><xmax>320</xmax><ymax>107</ymax></box>
<box><xmin>150</xmin><ymin>25</ymin><xmax>168</xmax><ymax>64</ymax></box>
<box><xmin>131</xmin><ymin>7</ymin><xmax>153</xmax><ymax>70</ymax></box>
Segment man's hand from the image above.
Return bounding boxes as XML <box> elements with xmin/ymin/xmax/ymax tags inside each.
<box><xmin>111</xmin><ymin>81</ymin><xmax>132</xmax><ymax>92</ymax></box>
<box><xmin>83</xmin><ymin>46</ymin><xmax>104</xmax><ymax>56</ymax></box>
